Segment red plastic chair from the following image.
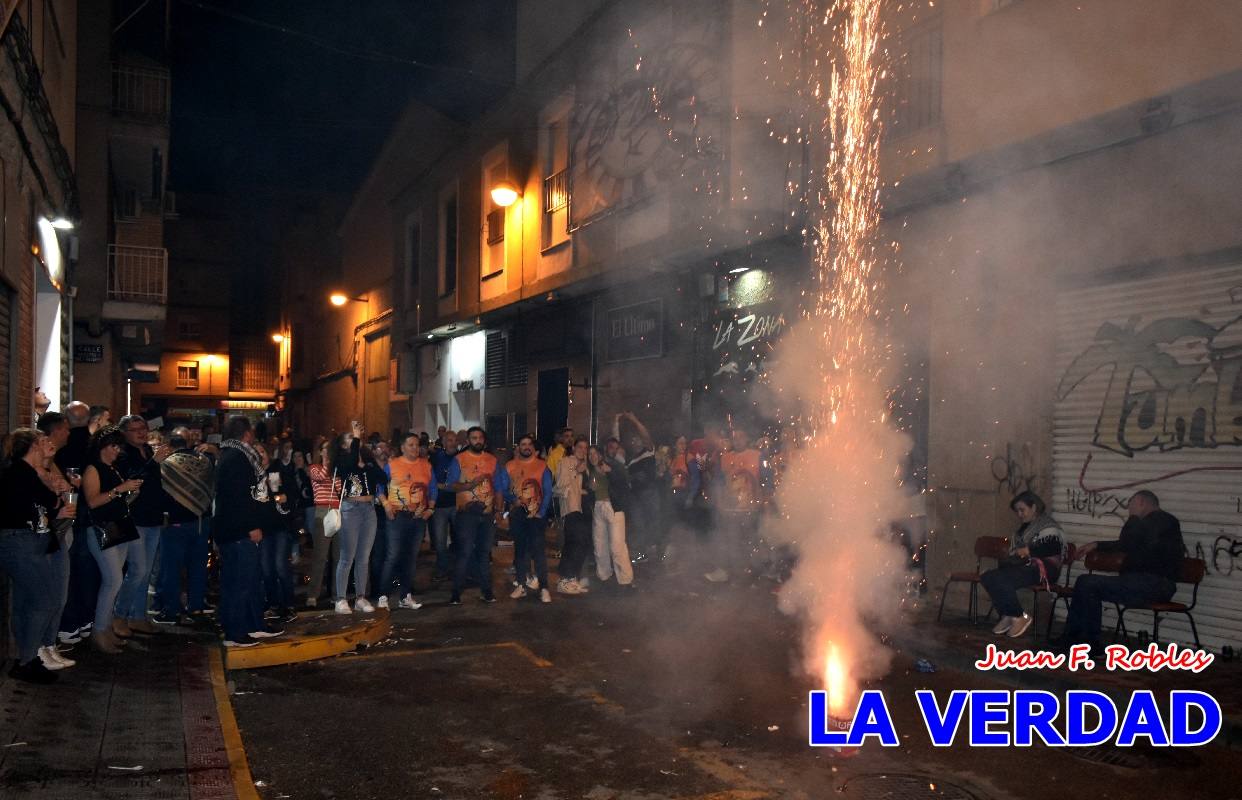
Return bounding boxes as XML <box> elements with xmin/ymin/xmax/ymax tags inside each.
<box><xmin>936</xmin><ymin>536</ymin><xmax>1009</xmax><ymax>624</ymax></box>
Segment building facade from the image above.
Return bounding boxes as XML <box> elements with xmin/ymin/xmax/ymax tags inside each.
<box><xmin>0</xmin><ymin>1</ymin><xmax>78</xmax><ymax>431</ymax></box>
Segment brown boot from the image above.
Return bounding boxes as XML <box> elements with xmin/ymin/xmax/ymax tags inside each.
<box><xmin>93</xmin><ymin>629</ymin><xmax>125</xmax><ymax>654</ymax></box>
<box><xmin>111</xmin><ymin>617</ymin><xmax>133</xmax><ymax>639</ymax></box>
<box><xmin>127</xmin><ymin>617</ymin><xmax>160</xmax><ymax>636</ymax></box>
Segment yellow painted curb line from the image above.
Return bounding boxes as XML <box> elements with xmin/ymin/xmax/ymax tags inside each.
<box><xmin>207</xmin><ymin>647</ymin><xmax>260</xmax><ymax>800</ymax></box>
<box><xmin>223</xmin><ymin>613</ymin><xmax>393</xmax><ymax>670</ymax></box>
<box><xmin>344</xmin><ymin>640</ymin><xmax>553</xmax><ymax>668</ymax></box>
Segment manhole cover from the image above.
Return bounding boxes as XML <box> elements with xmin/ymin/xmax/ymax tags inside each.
<box><xmin>839</xmin><ymin>773</ymin><xmax>984</xmax><ymax>800</ymax></box>
<box><xmin>1067</xmin><ymin>746</ymin><xmax>1147</xmax><ymax>769</ymax></box>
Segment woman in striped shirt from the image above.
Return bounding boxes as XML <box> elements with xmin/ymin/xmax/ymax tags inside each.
<box><xmin>305</xmin><ymin>441</ymin><xmax>341</xmax><ymax>608</ymax></box>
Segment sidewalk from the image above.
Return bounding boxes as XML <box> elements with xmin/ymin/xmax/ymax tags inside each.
<box><xmin>0</xmin><ymin>632</ymin><xmax>256</xmax><ymax>800</ymax></box>
<box><xmin>890</xmin><ymin>604</ymin><xmax>1242</xmax><ymax>748</ymax></box>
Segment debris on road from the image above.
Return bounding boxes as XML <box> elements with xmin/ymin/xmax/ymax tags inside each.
<box><xmin>914</xmin><ymin>658</ymin><xmax>937</xmax><ymax>673</ymax></box>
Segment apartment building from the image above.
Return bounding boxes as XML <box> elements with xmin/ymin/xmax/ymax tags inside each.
<box><xmin>0</xmin><ymin>1</ymin><xmax>78</xmax><ymax>430</ymax></box>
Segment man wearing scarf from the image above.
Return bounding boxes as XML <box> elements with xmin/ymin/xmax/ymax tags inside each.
<box><xmin>214</xmin><ymin>416</ymin><xmax>281</xmax><ymax>647</ymax></box>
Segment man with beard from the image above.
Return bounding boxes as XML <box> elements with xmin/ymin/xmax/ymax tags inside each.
<box><xmin>505</xmin><ymin>434</ymin><xmax>554</xmax><ymax>603</ymax></box>
<box><xmin>445</xmin><ymin>427</ymin><xmax>510</xmax><ymax>605</ymax></box>
<box><xmin>379</xmin><ymin>433</ymin><xmax>436</xmax><ymax>610</ymax></box>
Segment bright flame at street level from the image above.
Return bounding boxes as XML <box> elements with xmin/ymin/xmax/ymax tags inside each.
<box><xmin>760</xmin><ymin>0</ymin><xmax>911</xmax><ymax>713</ymax></box>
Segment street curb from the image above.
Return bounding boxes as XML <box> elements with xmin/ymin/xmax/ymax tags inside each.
<box><xmin>887</xmin><ymin>626</ymin><xmax>1241</xmax><ymax>750</ymax></box>
<box><xmin>208</xmin><ymin>647</ymin><xmax>261</xmax><ymax>800</ymax></box>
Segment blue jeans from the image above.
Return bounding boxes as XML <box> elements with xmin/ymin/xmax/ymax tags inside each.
<box><xmin>260</xmin><ymin>527</ymin><xmax>295</xmax><ymax>611</ymax></box>
<box><xmin>380</xmin><ymin>513</ymin><xmax>426</xmax><ymax>600</ymax></box>
<box><xmin>430</xmin><ymin>507</ymin><xmax>455</xmax><ymax>575</ymax></box>
<box><xmin>46</xmin><ymin>528</ymin><xmax>73</xmax><ymax>646</ymax></box>
<box><xmin>158</xmin><ymin>520</ymin><xmax>210</xmax><ymax>615</ymax></box>
<box><xmin>511</xmin><ymin>509</ymin><xmax>548</xmax><ymax>590</ymax></box>
<box><xmin>452</xmin><ymin>509</ymin><xmax>494</xmax><ymax>601</ymax></box>
<box><xmin>86</xmin><ymin>526</ymin><xmax>146</xmax><ymax>632</ymax></box>
<box><xmin>1062</xmin><ymin>571</ymin><xmax>1176</xmax><ymax>645</ymax></box>
<box><xmin>0</xmin><ymin>529</ymin><xmax>58</xmax><ymax>663</ymax></box>
<box><xmin>60</xmin><ymin>526</ymin><xmax>100</xmax><ymax>633</ymax></box>
<box><xmin>335</xmin><ymin>501</ymin><xmax>377</xmax><ymax>600</ymax></box>
<box><xmin>219</xmin><ymin>537</ymin><xmax>265</xmax><ymax>641</ymax></box>
<box><xmin>115</xmin><ymin>524</ymin><xmax>161</xmax><ymax>620</ymax></box>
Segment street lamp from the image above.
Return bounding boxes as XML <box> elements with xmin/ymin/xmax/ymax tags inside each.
<box><xmin>329</xmin><ymin>292</ymin><xmax>368</xmax><ymax>307</ymax></box>
<box><xmin>490</xmin><ymin>180</ymin><xmax>520</xmax><ymax>208</ymax></box>
<box><xmin>271</xmin><ymin>333</ymin><xmax>285</xmax><ymax>344</ymax></box>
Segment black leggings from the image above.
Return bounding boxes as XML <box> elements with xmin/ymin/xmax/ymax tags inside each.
<box><xmin>557</xmin><ymin>511</ymin><xmax>592</xmax><ymax>581</ymax></box>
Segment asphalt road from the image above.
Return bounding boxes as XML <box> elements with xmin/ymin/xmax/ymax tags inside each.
<box><xmin>228</xmin><ymin>550</ymin><xmax>1242</xmax><ymax>800</ymax></box>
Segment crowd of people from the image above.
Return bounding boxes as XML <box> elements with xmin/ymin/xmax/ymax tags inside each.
<box><xmin>0</xmin><ymin>391</ymin><xmax>1192</xmax><ymax>685</ymax></box>
<box><xmin>0</xmin><ymin>402</ymin><xmax>788</xmax><ymax>683</ymax></box>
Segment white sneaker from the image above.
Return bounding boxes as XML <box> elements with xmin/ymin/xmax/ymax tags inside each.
<box><xmin>377</xmin><ymin>596</ymin><xmax>390</xmax><ymax>609</ymax></box>
<box><xmin>334</xmin><ymin>599</ymin><xmax>353</xmax><ymax>615</ymax></box>
<box><xmin>305</xmin><ymin>597</ymin><xmax>317</xmax><ymax>608</ymax></box>
<box><xmin>525</xmin><ymin>575</ymin><xmax>539</xmax><ymax>591</ymax></box>
<box><xmin>57</xmin><ymin>629</ymin><xmax>82</xmax><ymax>644</ymax></box>
<box><xmin>992</xmin><ymin>616</ymin><xmax>1014</xmax><ymax>635</ymax></box>
<box><xmin>704</xmin><ymin>568</ymin><xmax>730</xmax><ymax>583</ymax></box>
<box><xmin>355</xmin><ymin>598</ymin><xmax>375</xmax><ymax>613</ymax></box>
<box><xmin>37</xmin><ymin>647</ymin><xmax>68</xmax><ymax>671</ymax></box>
<box><xmin>398</xmin><ymin>594</ymin><xmax>422</xmax><ymax>610</ymax></box>
<box><xmin>578</xmin><ymin>577</ymin><xmax>590</xmax><ymax>590</ymax></box>
<box><xmin>540</xmin><ymin>589</ymin><xmax>552</xmax><ymax>604</ymax></box>
<box><xmin>510</xmin><ymin>585</ymin><xmax>528</xmax><ymax>599</ymax></box>
<box><xmin>50</xmin><ymin>648</ymin><xmax>76</xmax><ymax>668</ymax></box>
<box><xmin>1007</xmin><ymin>613</ymin><xmax>1033</xmax><ymax>638</ymax></box>
<box><xmin>557</xmin><ymin>579</ymin><xmax>581</xmax><ymax>595</ymax></box>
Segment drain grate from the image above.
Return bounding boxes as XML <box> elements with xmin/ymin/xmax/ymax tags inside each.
<box><xmin>838</xmin><ymin>773</ymin><xmax>985</xmax><ymax>800</ymax></box>
<box><xmin>1068</xmin><ymin>746</ymin><xmax>1148</xmax><ymax>769</ymax></box>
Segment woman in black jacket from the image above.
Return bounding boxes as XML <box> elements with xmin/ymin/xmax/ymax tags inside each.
<box><xmin>330</xmin><ymin>422</ymin><xmax>387</xmax><ymax>614</ymax></box>
<box><xmin>980</xmin><ymin>491</ymin><xmax>1066</xmax><ymax>639</ymax></box>
<box><xmin>0</xmin><ymin>429</ymin><xmax>75</xmax><ymax>682</ymax></box>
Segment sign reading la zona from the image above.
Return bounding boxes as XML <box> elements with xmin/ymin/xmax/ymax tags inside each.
<box><xmin>605</xmin><ymin>298</ymin><xmax>663</xmax><ymax>363</ymax></box>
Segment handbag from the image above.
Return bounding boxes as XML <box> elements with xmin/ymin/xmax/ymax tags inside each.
<box><xmin>95</xmin><ymin>515</ymin><xmax>140</xmax><ymax>550</ymax></box>
<box><xmin>322</xmin><ymin>470</ymin><xmax>345</xmax><ymax>538</ymax></box>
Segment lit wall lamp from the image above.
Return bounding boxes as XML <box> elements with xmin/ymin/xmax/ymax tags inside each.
<box><xmin>490</xmin><ymin>179</ymin><xmax>520</xmax><ymax>208</ymax></box>
<box><xmin>271</xmin><ymin>333</ymin><xmax>286</xmax><ymax>344</ymax></box>
<box><xmin>329</xmin><ymin>292</ymin><xmax>368</xmax><ymax>307</ymax></box>
<box><xmin>49</xmin><ymin>217</ymin><xmax>74</xmax><ymax>230</ymax></box>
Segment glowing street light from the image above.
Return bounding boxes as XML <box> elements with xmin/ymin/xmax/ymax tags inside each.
<box><xmin>490</xmin><ymin>180</ymin><xmax>520</xmax><ymax>208</ymax></box>
<box><xmin>271</xmin><ymin>333</ymin><xmax>285</xmax><ymax>344</ymax></box>
<box><xmin>329</xmin><ymin>293</ymin><xmax>348</xmax><ymax>306</ymax></box>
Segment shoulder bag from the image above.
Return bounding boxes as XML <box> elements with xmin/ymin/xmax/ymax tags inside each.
<box><xmin>322</xmin><ymin>470</ymin><xmax>345</xmax><ymax>538</ymax></box>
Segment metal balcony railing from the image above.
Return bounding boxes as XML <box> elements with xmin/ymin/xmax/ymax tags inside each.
<box><xmin>107</xmin><ymin>244</ymin><xmax>167</xmax><ymax>303</ymax></box>
<box><xmin>111</xmin><ymin>64</ymin><xmax>170</xmax><ymax>120</ymax></box>
<box><xmin>544</xmin><ymin>168</ymin><xmax>569</xmax><ymax>213</ymax></box>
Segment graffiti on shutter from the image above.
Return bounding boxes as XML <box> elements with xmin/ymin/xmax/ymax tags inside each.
<box><xmin>1054</xmin><ymin>263</ymin><xmax>1242</xmax><ymax>650</ymax></box>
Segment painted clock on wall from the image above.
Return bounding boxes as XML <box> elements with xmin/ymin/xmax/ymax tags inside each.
<box><xmin>569</xmin><ymin>27</ymin><xmax>723</xmax><ymax>228</ymax></box>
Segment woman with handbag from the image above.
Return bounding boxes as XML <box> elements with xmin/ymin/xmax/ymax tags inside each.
<box><xmin>305</xmin><ymin>441</ymin><xmax>341</xmax><ymax>607</ymax></box>
<box><xmin>82</xmin><ymin>425</ymin><xmax>146</xmax><ymax>654</ymax></box>
<box><xmin>0</xmin><ymin>429</ymin><xmax>76</xmax><ymax>683</ymax></box>
<box><xmin>331</xmin><ymin>422</ymin><xmax>386</xmax><ymax>614</ymax></box>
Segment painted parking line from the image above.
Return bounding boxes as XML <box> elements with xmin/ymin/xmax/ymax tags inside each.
<box><xmin>208</xmin><ymin>647</ymin><xmax>261</xmax><ymax>800</ymax></box>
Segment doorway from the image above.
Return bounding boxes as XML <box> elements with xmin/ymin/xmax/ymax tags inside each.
<box><xmin>536</xmin><ymin>367</ymin><xmax>569</xmax><ymax>449</ymax></box>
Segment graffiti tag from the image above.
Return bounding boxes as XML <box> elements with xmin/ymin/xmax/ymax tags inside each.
<box><xmin>1196</xmin><ymin>534</ymin><xmax>1242</xmax><ymax>576</ymax></box>
<box><xmin>990</xmin><ymin>442</ymin><xmax>1038</xmax><ymax>496</ymax></box>
<box><xmin>1064</xmin><ymin>488</ymin><xmax>1128</xmax><ymax>520</ymax></box>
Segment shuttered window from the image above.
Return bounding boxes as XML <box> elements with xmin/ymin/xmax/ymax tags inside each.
<box><xmin>485</xmin><ymin>331</ymin><xmax>528</xmax><ymax>389</ymax></box>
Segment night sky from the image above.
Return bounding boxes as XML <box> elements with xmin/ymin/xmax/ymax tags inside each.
<box><xmin>162</xmin><ymin>0</ymin><xmax>515</xmax><ymax>194</ymax></box>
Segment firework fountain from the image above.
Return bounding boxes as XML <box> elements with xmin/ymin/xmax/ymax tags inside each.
<box><xmin>763</xmin><ymin>0</ymin><xmax>916</xmax><ymax>718</ymax></box>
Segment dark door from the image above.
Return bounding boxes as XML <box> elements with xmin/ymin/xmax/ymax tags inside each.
<box><xmin>536</xmin><ymin>368</ymin><xmax>569</xmax><ymax>449</ymax></box>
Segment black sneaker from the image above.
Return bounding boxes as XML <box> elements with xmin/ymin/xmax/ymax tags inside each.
<box><xmin>278</xmin><ymin>608</ymin><xmax>299</xmax><ymax>624</ymax></box>
<box><xmin>10</xmin><ymin>659</ymin><xmax>58</xmax><ymax>685</ymax></box>
<box><xmin>449</xmin><ymin>597</ymin><xmax>462</xmax><ymax>606</ymax></box>
<box><xmin>263</xmin><ymin>608</ymin><xmax>279</xmax><ymax>620</ymax></box>
<box><xmin>153</xmin><ymin>611</ymin><xmax>182</xmax><ymax>625</ymax></box>
<box><xmin>481</xmin><ymin>594</ymin><xmax>497</xmax><ymax>604</ymax></box>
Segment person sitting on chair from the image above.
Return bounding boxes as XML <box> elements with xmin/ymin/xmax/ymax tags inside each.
<box><xmin>980</xmin><ymin>490</ymin><xmax>1065</xmax><ymax>639</ymax></box>
<box><xmin>1053</xmin><ymin>489</ymin><xmax>1183</xmax><ymax>656</ymax></box>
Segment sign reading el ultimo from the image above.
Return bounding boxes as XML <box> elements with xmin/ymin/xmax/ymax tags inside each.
<box><xmin>606</xmin><ymin>298</ymin><xmax>663</xmax><ymax>363</ymax></box>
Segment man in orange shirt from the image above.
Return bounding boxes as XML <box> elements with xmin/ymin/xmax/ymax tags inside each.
<box><xmin>706</xmin><ymin>425</ymin><xmax>765</xmax><ymax>583</ymax></box>
<box><xmin>446</xmin><ymin>427</ymin><xmax>510</xmax><ymax>605</ymax></box>
<box><xmin>504</xmin><ymin>434</ymin><xmax>554</xmax><ymax>603</ymax></box>
<box><xmin>378</xmin><ymin>433</ymin><xmax>437</xmax><ymax>611</ymax></box>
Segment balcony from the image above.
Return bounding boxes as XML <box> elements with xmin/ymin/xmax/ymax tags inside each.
<box><xmin>111</xmin><ymin>64</ymin><xmax>170</xmax><ymax>121</ymax></box>
<box><xmin>104</xmin><ymin>245</ymin><xmax>167</xmax><ymax>322</ymax></box>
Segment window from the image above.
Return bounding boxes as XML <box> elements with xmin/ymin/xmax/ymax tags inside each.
<box><xmin>890</xmin><ymin>15</ymin><xmax>943</xmax><ymax>136</ymax></box>
<box><xmin>176</xmin><ymin>360</ymin><xmax>199</xmax><ymax>389</ymax></box>
<box><xmin>481</xmin><ymin>154</ymin><xmax>508</xmax><ymax>282</ymax></box>
<box><xmin>439</xmin><ymin>188</ymin><xmax>458</xmax><ymax>298</ymax></box>
<box><xmin>177</xmin><ymin>317</ymin><xmax>202</xmax><ymax>341</ymax></box>
<box><xmin>541</xmin><ymin>115</ymin><xmax>571</xmax><ymax>249</ymax></box>
<box><xmin>485</xmin><ymin>330</ymin><xmax>528</xmax><ymax>388</ymax></box>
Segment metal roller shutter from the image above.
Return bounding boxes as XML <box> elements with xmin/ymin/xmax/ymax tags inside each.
<box><xmin>0</xmin><ymin>284</ymin><xmax>10</xmax><ymax>434</ymax></box>
<box><xmin>1054</xmin><ymin>263</ymin><xmax>1242</xmax><ymax>650</ymax></box>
